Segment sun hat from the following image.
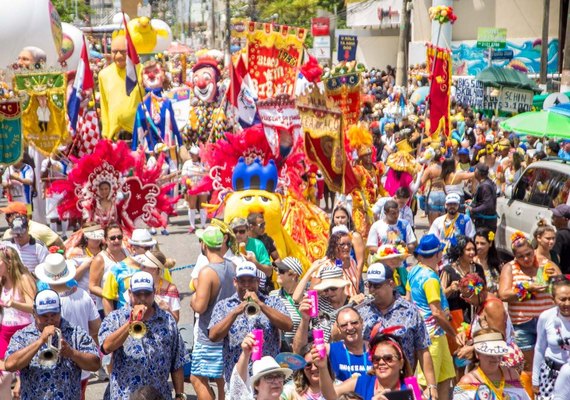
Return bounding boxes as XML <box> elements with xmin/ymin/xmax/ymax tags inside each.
<box><xmin>414</xmin><ymin>234</ymin><xmax>445</xmax><ymax>257</ymax></box>
<box><xmin>35</xmin><ymin>253</ymin><xmax>77</xmax><ymax>285</ymax></box>
<box><xmin>331</xmin><ymin>224</ymin><xmax>349</xmax><ymax>235</ymax></box>
<box><xmin>372</xmin><ymin>244</ymin><xmax>408</xmax><ymax>261</ymax></box>
<box><xmin>0</xmin><ymin>202</ymin><xmax>28</xmax><ymax>216</ymax></box>
<box><xmin>196</xmin><ymin>226</ymin><xmax>224</xmax><ymax>248</ymax></box>
<box><xmin>83</xmin><ymin>224</ymin><xmax>104</xmax><ymax>240</ymax></box>
<box><xmin>251</xmin><ymin>356</ymin><xmax>293</xmax><ymax>384</ymax></box>
<box><xmin>445</xmin><ymin>193</ymin><xmax>461</xmax><ymax>205</ymax></box>
<box><xmin>236</xmin><ymin>261</ymin><xmax>258</xmax><ymax>278</ymax></box>
<box><xmin>34</xmin><ymin>289</ymin><xmax>61</xmax><ymax>315</ymax></box>
<box><xmin>130</xmin><ymin>271</ymin><xmax>154</xmax><ymax>293</ymax></box>
<box><xmin>134</xmin><ymin>251</ymin><xmax>165</xmax><ymax>269</ymax></box>
<box><xmin>273</xmin><ymin>257</ymin><xmax>303</xmax><ymax>276</ymax></box>
<box><xmin>128</xmin><ymin>229</ymin><xmax>157</xmax><ymax>247</ymax></box>
<box><xmin>313</xmin><ymin>266</ymin><xmax>349</xmax><ymax>291</ymax></box>
<box><xmin>366</xmin><ymin>263</ymin><xmax>394</xmax><ymax>284</ymax></box>
<box><xmin>473</xmin><ymin>332</ymin><xmax>509</xmax><ymax>356</ymax></box>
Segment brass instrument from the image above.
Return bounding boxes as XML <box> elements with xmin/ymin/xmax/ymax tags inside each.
<box><xmin>38</xmin><ymin>328</ymin><xmax>62</xmax><ymax>367</ymax></box>
<box><xmin>129</xmin><ymin>308</ymin><xmax>147</xmax><ymax>339</ymax></box>
<box><xmin>245</xmin><ymin>296</ymin><xmax>260</xmax><ymax>318</ymax></box>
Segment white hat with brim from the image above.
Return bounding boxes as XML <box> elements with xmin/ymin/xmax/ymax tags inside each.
<box><xmin>473</xmin><ymin>332</ymin><xmax>509</xmax><ymax>356</ymax></box>
<box><xmin>35</xmin><ymin>253</ymin><xmax>77</xmax><ymax>285</ymax></box>
<box><xmin>372</xmin><ymin>245</ymin><xmax>407</xmax><ymax>261</ymax></box>
<box><xmin>314</xmin><ymin>278</ymin><xmax>349</xmax><ymax>291</ymax></box>
<box><xmin>251</xmin><ymin>356</ymin><xmax>293</xmax><ymax>384</ymax></box>
<box><xmin>128</xmin><ymin>229</ymin><xmax>157</xmax><ymax>247</ymax></box>
<box><xmin>84</xmin><ymin>228</ymin><xmax>104</xmax><ymax>241</ymax></box>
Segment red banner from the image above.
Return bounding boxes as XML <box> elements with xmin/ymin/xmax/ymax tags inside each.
<box><xmin>246</xmin><ymin>22</ymin><xmax>306</xmax><ymax>101</ymax></box>
<box><xmin>311</xmin><ymin>17</ymin><xmax>330</xmax><ymax>36</ymax></box>
<box><xmin>426</xmin><ymin>44</ymin><xmax>452</xmax><ymax>139</ymax></box>
<box><xmin>323</xmin><ymin>72</ymin><xmax>362</xmax><ymax>128</ymax></box>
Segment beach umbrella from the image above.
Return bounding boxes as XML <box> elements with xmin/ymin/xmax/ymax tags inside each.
<box><xmin>476</xmin><ymin>66</ymin><xmax>539</xmax><ymax>92</ymax></box>
<box><xmin>548</xmin><ymin>103</ymin><xmax>570</xmax><ymax>118</ymax></box>
<box><xmin>499</xmin><ymin>110</ymin><xmax>570</xmax><ymax>139</ymax></box>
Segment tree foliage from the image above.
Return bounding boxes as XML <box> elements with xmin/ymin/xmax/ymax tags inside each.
<box><xmin>51</xmin><ymin>0</ymin><xmax>93</xmax><ymax>24</ymax></box>
<box><xmin>256</xmin><ymin>0</ymin><xmax>319</xmax><ymax>28</ymax></box>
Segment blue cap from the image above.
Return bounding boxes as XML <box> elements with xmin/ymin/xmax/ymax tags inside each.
<box><xmin>414</xmin><ymin>234</ymin><xmax>445</xmax><ymax>257</ymax></box>
<box><xmin>457</xmin><ymin>148</ymin><xmax>469</xmax><ymax>156</ymax></box>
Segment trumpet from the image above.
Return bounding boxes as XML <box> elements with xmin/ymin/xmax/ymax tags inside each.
<box><xmin>38</xmin><ymin>328</ymin><xmax>62</xmax><ymax>367</ymax></box>
<box><xmin>245</xmin><ymin>297</ymin><xmax>260</xmax><ymax>319</ymax></box>
<box><xmin>129</xmin><ymin>308</ymin><xmax>147</xmax><ymax>339</ymax></box>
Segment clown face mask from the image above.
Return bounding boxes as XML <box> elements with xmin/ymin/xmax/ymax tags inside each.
<box><xmin>142</xmin><ymin>62</ymin><xmax>165</xmax><ymax>90</ymax></box>
<box><xmin>192</xmin><ymin>66</ymin><xmax>218</xmax><ymax>103</ymax></box>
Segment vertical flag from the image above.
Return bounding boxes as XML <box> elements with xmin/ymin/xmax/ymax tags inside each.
<box><xmin>67</xmin><ymin>38</ymin><xmax>94</xmax><ymax>132</ymax></box>
<box><xmin>123</xmin><ymin>13</ymin><xmax>140</xmax><ymax>95</ymax></box>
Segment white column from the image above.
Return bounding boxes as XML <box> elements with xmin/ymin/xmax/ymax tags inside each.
<box><xmin>431</xmin><ymin>0</ymin><xmax>453</xmax><ymax>48</ymax></box>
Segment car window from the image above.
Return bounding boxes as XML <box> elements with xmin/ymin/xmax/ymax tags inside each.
<box><xmin>514</xmin><ymin>167</ymin><xmax>564</xmax><ymax>207</ymax></box>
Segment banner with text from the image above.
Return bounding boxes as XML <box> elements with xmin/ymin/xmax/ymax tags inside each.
<box><xmin>455</xmin><ymin>78</ymin><xmax>484</xmax><ymax>109</ymax></box>
<box><xmin>246</xmin><ymin>22</ymin><xmax>306</xmax><ymax>101</ymax></box>
<box><xmin>338</xmin><ymin>35</ymin><xmax>358</xmax><ymax>62</ymax></box>
<box><xmin>323</xmin><ymin>70</ymin><xmax>362</xmax><ymax>127</ymax></box>
<box><xmin>0</xmin><ymin>101</ymin><xmax>23</xmax><ymax>165</ymax></box>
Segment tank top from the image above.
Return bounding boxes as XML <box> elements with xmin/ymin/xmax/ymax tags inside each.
<box><xmin>471</xmin><ymin>297</ymin><xmax>514</xmax><ymax>345</ymax></box>
<box><xmin>509</xmin><ymin>261</ymin><xmax>555</xmax><ymax>325</ymax></box>
<box><xmin>196</xmin><ymin>260</ymin><xmax>236</xmax><ymax>345</ymax></box>
<box><xmin>445</xmin><ymin>173</ymin><xmax>465</xmax><ymax>196</ymax></box>
<box><xmin>1</xmin><ymin>286</ymin><xmax>33</xmax><ymax>326</ymax></box>
<box><xmin>96</xmin><ymin>250</ymin><xmax>124</xmax><ymax>310</ymax></box>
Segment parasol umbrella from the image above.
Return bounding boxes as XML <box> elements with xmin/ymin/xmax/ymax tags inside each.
<box><xmin>166</xmin><ymin>42</ymin><xmax>192</xmax><ymax>54</ymax></box>
<box><xmin>499</xmin><ymin>110</ymin><xmax>570</xmax><ymax>139</ymax></box>
<box><xmin>476</xmin><ymin>66</ymin><xmax>539</xmax><ymax>92</ymax></box>
<box><xmin>548</xmin><ymin>103</ymin><xmax>570</xmax><ymax>118</ymax></box>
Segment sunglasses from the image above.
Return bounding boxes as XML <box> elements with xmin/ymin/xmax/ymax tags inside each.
<box><xmin>233</xmin><ymin>229</ymin><xmax>247</xmax><ymax>235</ymax></box>
<box><xmin>372</xmin><ymin>354</ymin><xmax>400</xmax><ymax>365</ymax></box>
<box><xmin>108</xmin><ymin>235</ymin><xmax>124</xmax><ymax>241</ymax></box>
<box><xmin>367</xmin><ymin>281</ymin><xmax>388</xmax><ymax>289</ymax></box>
<box><xmin>254</xmin><ymin>222</ymin><xmax>266</xmax><ymax>228</ymax></box>
<box><xmin>304</xmin><ymin>362</ymin><xmax>314</xmax><ymax>369</ymax></box>
<box><xmin>338</xmin><ymin>319</ymin><xmax>360</xmax><ymax>330</ymax></box>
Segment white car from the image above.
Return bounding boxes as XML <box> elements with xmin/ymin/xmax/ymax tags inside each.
<box><xmin>495</xmin><ymin>159</ymin><xmax>570</xmax><ymax>256</ymax></box>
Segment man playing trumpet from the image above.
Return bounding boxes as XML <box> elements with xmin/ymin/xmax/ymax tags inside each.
<box><xmin>4</xmin><ymin>289</ymin><xmax>100</xmax><ymax>400</ymax></box>
<box><xmin>99</xmin><ymin>271</ymin><xmax>187</xmax><ymax>400</ymax></box>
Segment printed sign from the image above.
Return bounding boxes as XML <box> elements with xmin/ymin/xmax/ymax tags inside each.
<box><xmin>499</xmin><ymin>87</ymin><xmax>533</xmax><ymax>113</ymax></box>
<box><xmin>311</xmin><ymin>17</ymin><xmax>330</xmax><ymax>36</ymax></box>
<box><xmin>347</xmin><ymin>0</ymin><xmax>402</xmax><ymax>28</ymax></box>
<box><xmin>477</xmin><ymin>28</ymin><xmax>507</xmax><ymax>49</ymax></box>
<box><xmin>455</xmin><ymin>78</ymin><xmax>484</xmax><ymax>109</ymax></box>
<box><xmin>338</xmin><ymin>35</ymin><xmax>358</xmax><ymax>62</ymax></box>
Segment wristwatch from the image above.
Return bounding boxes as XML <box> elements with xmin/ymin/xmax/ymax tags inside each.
<box><xmin>175</xmin><ymin>394</ymin><xmax>187</xmax><ymax>400</ymax></box>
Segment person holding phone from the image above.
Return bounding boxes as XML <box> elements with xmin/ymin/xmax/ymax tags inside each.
<box><xmin>499</xmin><ymin>231</ymin><xmax>559</xmax><ymax>395</ymax></box>
<box><xmin>332</xmin><ymin>333</ymin><xmax>417</xmax><ymax>400</ymax></box>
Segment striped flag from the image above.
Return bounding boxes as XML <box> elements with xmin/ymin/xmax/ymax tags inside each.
<box><xmin>123</xmin><ymin>13</ymin><xmax>140</xmax><ymax>95</ymax></box>
<box><xmin>67</xmin><ymin>38</ymin><xmax>94</xmax><ymax>131</ymax></box>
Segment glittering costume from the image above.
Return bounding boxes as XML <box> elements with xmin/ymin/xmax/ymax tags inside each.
<box><xmin>384</xmin><ymin>139</ymin><xmax>420</xmax><ymax>196</ymax></box>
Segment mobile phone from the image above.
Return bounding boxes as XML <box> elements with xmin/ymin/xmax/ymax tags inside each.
<box><xmin>384</xmin><ymin>389</ymin><xmax>415</xmax><ymax>400</ymax></box>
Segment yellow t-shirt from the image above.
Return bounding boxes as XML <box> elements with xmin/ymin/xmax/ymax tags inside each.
<box><xmin>98</xmin><ymin>63</ymin><xmax>142</xmax><ymax>139</ymax></box>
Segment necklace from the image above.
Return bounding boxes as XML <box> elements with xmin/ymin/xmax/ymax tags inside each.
<box><xmin>343</xmin><ymin>341</ymin><xmax>368</xmax><ymax>377</ymax></box>
<box><xmin>476</xmin><ymin>366</ymin><xmax>505</xmax><ymax>399</ymax></box>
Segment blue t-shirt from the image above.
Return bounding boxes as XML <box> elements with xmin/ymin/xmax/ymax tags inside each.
<box><xmin>329</xmin><ymin>341</ymin><xmax>369</xmax><ymax>381</ymax></box>
<box><xmin>355</xmin><ymin>374</ymin><xmax>409</xmax><ymax>400</ymax></box>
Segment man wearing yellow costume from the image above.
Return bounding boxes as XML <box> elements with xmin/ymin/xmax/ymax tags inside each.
<box><xmin>98</xmin><ymin>35</ymin><xmax>142</xmax><ymax>140</ymax></box>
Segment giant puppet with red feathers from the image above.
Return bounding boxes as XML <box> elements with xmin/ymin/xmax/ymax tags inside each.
<box><xmin>50</xmin><ymin>140</ymin><xmax>177</xmax><ymax>233</ymax></box>
<box><xmin>187</xmin><ymin>54</ymin><xmax>331</xmax><ymax>272</ymax></box>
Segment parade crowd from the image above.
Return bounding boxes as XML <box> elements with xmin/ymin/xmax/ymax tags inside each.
<box><xmin>1</xmin><ymin>30</ymin><xmax>570</xmax><ymax>400</ymax></box>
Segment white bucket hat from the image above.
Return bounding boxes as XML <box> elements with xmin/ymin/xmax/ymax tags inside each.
<box><xmin>473</xmin><ymin>332</ymin><xmax>509</xmax><ymax>356</ymax></box>
<box><xmin>35</xmin><ymin>253</ymin><xmax>77</xmax><ymax>285</ymax></box>
<box><xmin>83</xmin><ymin>224</ymin><xmax>104</xmax><ymax>241</ymax></box>
<box><xmin>128</xmin><ymin>229</ymin><xmax>157</xmax><ymax>247</ymax></box>
<box><xmin>251</xmin><ymin>356</ymin><xmax>292</xmax><ymax>384</ymax></box>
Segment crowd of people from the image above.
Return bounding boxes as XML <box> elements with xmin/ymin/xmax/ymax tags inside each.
<box><xmin>1</xmin><ymin>19</ymin><xmax>570</xmax><ymax>400</ymax></box>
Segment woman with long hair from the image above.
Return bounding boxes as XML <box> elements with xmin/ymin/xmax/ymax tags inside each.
<box><xmin>473</xmin><ymin>228</ymin><xmax>502</xmax><ymax>294</ymax></box>
<box><xmin>333</xmin><ymin>333</ymin><xmax>416</xmax><ymax>400</ymax></box>
<box><xmin>330</xmin><ymin>205</ymin><xmax>365</xmax><ymax>282</ymax></box>
<box><xmin>532</xmin><ymin>276</ymin><xmax>570</xmax><ymax>399</ymax></box>
<box><xmin>310</xmin><ymin>232</ymin><xmax>360</xmax><ymax>298</ymax></box>
<box><xmin>281</xmin><ymin>343</ymin><xmax>335</xmax><ymax>399</ymax></box>
<box><xmin>533</xmin><ymin>219</ymin><xmax>560</xmax><ymax>271</ymax></box>
<box><xmin>0</xmin><ymin>246</ymin><xmax>36</xmax><ymax>398</ymax></box>
<box><xmin>499</xmin><ymin>231</ymin><xmax>561</xmax><ymax>395</ymax></box>
<box><xmin>453</xmin><ymin>329</ymin><xmax>530</xmax><ymax>400</ymax></box>
<box><xmin>441</xmin><ymin>158</ymin><xmax>475</xmax><ymax>207</ymax></box>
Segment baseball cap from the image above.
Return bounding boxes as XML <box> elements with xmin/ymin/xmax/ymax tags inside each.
<box><xmin>366</xmin><ymin>263</ymin><xmax>394</xmax><ymax>284</ymax></box>
<box><xmin>34</xmin><ymin>289</ymin><xmax>61</xmax><ymax>315</ymax></box>
<box><xmin>236</xmin><ymin>261</ymin><xmax>258</xmax><ymax>278</ymax></box>
<box><xmin>130</xmin><ymin>271</ymin><xmax>154</xmax><ymax>293</ymax></box>
<box><xmin>457</xmin><ymin>148</ymin><xmax>469</xmax><ymax>156</ymax></box>
<box><xmin>273</xmin><ymin>257</ymin><xmax>303</xmax><ymax>276</ymax></box>
<box><xmin>196</xmin><ymin>226</ymin><xmax>224</xmax><ymax>248</ymax></box>
<box><xmin>445</xmin><ymin>193</ymin><xmax>461</xmax><ymax>204</ymax></box>
<box><xmin>229</xmin><ymin>217</ymin><xmax>248</xmax><ymax>230</ymax></box>
<box><xmin>0</xmin><ymin>202</ymin><xmax>28</xmax><ymax>216</ymax></box>
<box><xmin>552</xmin><ymin>204</ymin><xmax>570</xmax><ymax>219</ymax></box>
<box><xmin>10</xmin><ymin>216</ymin><xmax>28</xmax><ymax>235</ymax></box>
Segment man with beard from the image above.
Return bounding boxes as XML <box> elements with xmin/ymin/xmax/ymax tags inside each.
<box><xmin>366</xmin><ymin>200</ymin><xmax>416</xmax><ymax>255</ymax></box>
<box><xmin>98</xmin><ymin>35</ymin><xmax>142</xmax><ymax>140</ymax></box>
<box><xmin>190</xmin><ymin>226</ymin><xmax>236</xmax><ymax>400</ymax></box>
<box><xmin>428</xmin><ymin>193</ymin><xmax>475</xmax><ymax>257</ymax></box>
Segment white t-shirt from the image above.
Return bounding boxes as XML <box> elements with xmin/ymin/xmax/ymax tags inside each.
<box><xmin>366</xmin><ymin>219</ymin><xmax>416</xmax><ymax>248</ymax></box>
<box><xmin>429</xmin><ymin>213</ymin><xmax>476</xmax><ymax>242</ymax></box>
<box><xmin>554</xmin><ymin>363</ymin><xmax>570</xmax><ymax>400</ymax></box>
<box><xmin>2</xmin><ymin>164</ymin><xmax>34</xmax><ymax>203</ymax></box>
<box><xmin>533</xmin><ymin>307</ymin><xmax>570</xmax><ymax>386</ymax></box>
<box><xmin>59</xmin><ymin>286</ymin><xmax>100</xmax><ymax>380</ymax></box>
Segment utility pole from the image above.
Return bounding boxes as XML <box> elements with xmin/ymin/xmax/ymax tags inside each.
<box><xmin>225</xmin><ymin>0</ymin><xmax>231</xmax><ymax>65</ymax></box>
<box><xmin>210</xmin><ymin>0</ymin><xmax>216</xmax><ymax>48</ymax></box>
<box><xmin>562</xmin><ymin>3</ymin><xmax>570</xmax><ymax>92</ymax></box>
<box><xmin>539</xmin><ymin>0</ymin><xmax>550</xmax><ymax>88</ymax></box>
<box><xmin>396</xmin><ymin>0</ymin><xmax>412</xmax><ymax>88</ymax></box>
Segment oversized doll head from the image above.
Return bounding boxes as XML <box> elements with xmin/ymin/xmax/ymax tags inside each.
<box><xmin>191</xmin><ymin>56</ymin><xmax>220</xmax><ymax>103</ymax></box>
<box><xmin>142</xmin><ymin>60</ymin><xmax>165</xmax><ymax>90</ymax></box>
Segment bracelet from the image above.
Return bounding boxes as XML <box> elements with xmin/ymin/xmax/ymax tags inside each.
<box><xmin>427</xmin><ymin>384</ymin><xmax>438</xmax><ymax>391</ymax></box>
